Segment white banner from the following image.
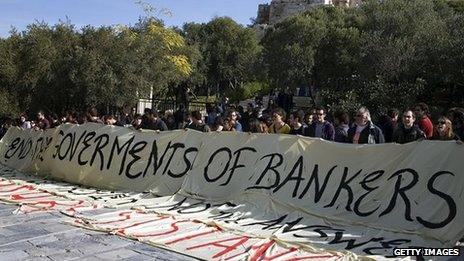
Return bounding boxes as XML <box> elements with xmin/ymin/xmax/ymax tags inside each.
<box><xmin>0</xmin><ymin>123</ymin><xmax>200</xmax><ymax>195</ymax></box>
<box><xmin>0</xmin><ymin>123</ymin><xmax>463</xmax><ymax>260</ymax></box>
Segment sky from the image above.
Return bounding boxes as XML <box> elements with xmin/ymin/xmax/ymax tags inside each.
<box><xmin>0</xmin><ymin>0</ymin><xmax>271</xmax><ymax>37</ymax></box>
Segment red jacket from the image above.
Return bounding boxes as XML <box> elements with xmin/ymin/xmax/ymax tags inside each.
<box><xmin>418</xmin><ymin>117</ymin><xmax>433</xmax><ymax>138</ymax></box>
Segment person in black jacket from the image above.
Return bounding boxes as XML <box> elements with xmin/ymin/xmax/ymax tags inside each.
<box><xmin>392</xmin><ymin>110</ymin><xmax>425</xmax><ymax>144</ymax></box>
<box><xmin>142</xmin><ymin>109</ymin><xmax>168</xmax><ymax>131</ymax></box>
<box><xmin>378</xmin><ymin>109</ymin><xmax>399</xmax><ymax>143</ymax></box>
<box><xmin>0</xmin><ymin>117</ymin><xmax>13</xmax><ymax>140</ymax></box>
<box><xmin>304</xmin><ymin>106</ymin><xmax>335</xmax><ymax>141</ymax></box>
<box><xmin>186</xmin><ymin>110</ymin><xmax>210</xmax><ymax>132</ymax></box>
<box><xmin>289</xmin><ymin>111</ymin><xmax>307</xmax><ymax>135</ymax></box>
<box><xmin>347</xmin><ymin>107</ymin><xmax>385</xmax><ymax>144</ymax></box>
<box><xmin>334</xmin><ymin>111</ymin><xmax>350</xmax><ymax>143</ymax></box>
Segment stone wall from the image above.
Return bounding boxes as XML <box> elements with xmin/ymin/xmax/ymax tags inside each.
<box><xmin>268</xmin><ymin>0</ymin><xmax>329</xmax><ymax>24</ymax></box>
<box><xmin>257</xmin><ymin>4</ymin><xmax>271</xmax><ymax>24</ymax></box>
<box><xmin>256</xmin><ymin>0</ymin><xmax>363</xmax><ymax>26</ymax></box>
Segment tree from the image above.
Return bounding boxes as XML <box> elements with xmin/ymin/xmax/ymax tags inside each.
<box><xmin>446</xmin><ymin>0</ymin><xmax>464</xmax><ymax>13</ymax></box>
<box><xmin>0</xmin><ymin>17</ymin><xmax>195</xmax><ymax>115</ymax></box>
<box><xmin>262</xmin><ymin>13</ymin><xmax>326</xmax><ymax>90</ymax></box>
<box><xmin>0</xmin><ymin>32</ymin><xmax>21</xmax><ymax>115</ymax></box>
<box><xmin>182</xmin><ymin>17</ymin><xmax>261</xmax><ymax>97</ymax></box>
<box><xmin>311</xmin><ymin>7</ymin><xmax>363</xmax><ymax>93</ymax></box>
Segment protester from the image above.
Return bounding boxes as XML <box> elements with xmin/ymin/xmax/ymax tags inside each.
<box><xmin>289</xmin><ymin>112</ymin><xmax>306</xmax><ymax>135</ymax></box>
<box><xmin>174</xmin><ymin>105</ymin><xmax>187</xmax><ymax>129</ymax></box>
<box><xmin>35</xmin><ymin>110</ymin><xmax>50</xmax><ymax>130</ymax></box>
<box><xmin>12</xmin><ymin>99</ymin><xmax>464</xmax><ymax>149</ymax></box>
<box><xmin>334</xmin><ymin>111</ymin><xmax>350</xmax><ymax>143</ymax></box>
<box><xmin>227</xmin><ymin>109</ymin><xmax>243</xmax><ymax>132</ymax></box>
<box><xmin>304</xmin><ymin>106</ymin><xmax>335</xmax><ymax>141</ymax></box>
<box><xmin>276</xmin><ymin>87</ymin><xmax>293</xmax><ymax>113</ymax></box>
<box><xmin>177</xmin><ymin>85</ymin><xmax>196</xmax><ymax>111</ymax></box>
<box><xmin>65</xmin><ymin>111</ymin><xmax>78</xmax><ymax>124</ymax></box>
<box><xmin>86</xmin><ymin>107</ymin><xmax>104</xmax><ymax>124</ymax></box>
<box><xmin>117</xmin><ymin>107</ymin><xmax>132</xmax><ymax>127</ymax></box>
<box><xmin>347</xmin><ymin>107</ymin><xmax>385</xmax><ymax>144</ymax></box>
<box><xmin>249</xmin><ymin>118</ymin><xmax>268</xmax><ymax>133</ymax></box>
<box><xmin>414</xmin><ymin>102</ymin><xmax>434</xmax><ymax>138</ymax></box>
<box><xmin>141</xmin><ymin>108</ymin><xmax>151</xmax><ymax>128</ymax></box>
<box><xmin>392</xmin><ymin>110</ymin><xmax>425</xmax><ymax>144</ymax></box>
<box><xmin>163</xmin><ymin>110</ymin><xmax>176</xmax><ymax>130</ymax></box>
<box><xmin>251</xmin><ymin>106</ymin><xmax>261</xmax><ymax>120</ymax></box>
<box><xmin>296</xmin><ymin>108</ymin><xmax>306</xmax><ymax>126</ymax></box>
<box><xmin>262</xmin><ymin>100</ymin><xmax>276</xmax><ymax>119</ymax></box>
<box><xmin>268</xmin><ymin>108</ymin><xmax>291</xmax><ymax>134</ymax></box>
<box><xmin>0</xmin><ymin>117</ymin><xmax>13</xmax><ymax>139</ymax></box>
<box><xmin>142</xmin><ymin>109</ymin><xmax>168</xmax><ymax>131</ymax></box>
<box><xmin>220</xmin><ymin>96</ymin><xmax>229</xmax><ymax>112</ymax></box>
<box><xmin>186</xmin><ymin>110</ymin><xmax>210</xmax><ymax>132</ymax></box>
<box><xmin>49</xmin><ymin>113</ymin><xmax>61</xmax><ymax>128</ymax></box>
<box><xmin>447</xmin><ymin>108</ymin><xmax>464</xmax><ymax>140</ymax></box>
<box><xmin>77</xmin><ymin>112</ymin><xmax>87</xmax><ymax>124</ymax></box>
<box><xmin>262</xmin><ymin>114</ymin><xmax>273</xmax><ymax>129</ymax></box>
<box><xmin>378</xmin><ymin>109</ymin><xmax>399</xmax><ymax>143</ymax></box>
<box><xmin>211</xmin><ymin>117</ymin><xmax>224</xmax><ymax>132</ymax></box>
<box><xmin>222</xmin><ymin>117</ymin><xmax>235</xmax><ymax>131</ymax></box>
<box><xmin>104</xmin><ymin>115</ymin><xmax>117</xmax><ymax>125</ymax></box>
<box><xmin>205</xmin><ymin>103</ymin><xmax>218</xmax><ymax>127</ymax></box>
<box><xmin>19</xmin><ymin>114</ymin><xmax>31</xmax><ymax>129</ymax></box>
<box><xmin>215</xmin><ymin>102</ymin><xmax>224</xmax><ymax>115</ymax></box>
<box><xmin>432</xmin><ymin>117</ymin><xmax>460</xmax><ymax>141</ymax></box>
<box><xmin>304</xmin><ymin>109</ymin><xmax>315</xmax><ymax>127</ymax></box>
<box><xmin>132</xmin><ymin>115</ymin><xmax>142</xmax><ymax>130</ymax></box>
<box><xmin>239</xmin><ymin>103</ymin><xmax>253</xmax><ymax>132</ymax></box>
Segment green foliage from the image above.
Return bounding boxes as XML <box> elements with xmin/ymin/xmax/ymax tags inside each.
<box><xmin>1</xmin><ymin>0</ymin><xmax>463</xmax><ymax>118</ymax></box>
<box><xmin>0</xmin><ymin>18</ymin><xmax>194</xmax><ymax>114</ymax></box>
<box><xmin>262</xmin><ymin>13</ymin><xmax>326</xmax><ymax>88</ymax></box>
<box><xmin>0</xmin><ymin>90</ymin><xmax>19</xmax><ymax>117</ymax></box>
<box><xmin>262</xmin><ymin>0</ymin><xmax>464</xmax><ymax>116</ymax></box>
<box><xmin>447</xmin><ymin>0</ymin><xmax>464</xmax><ymax>12</ymax></box>
<box><xmin>182</xmin><ymin>17</ymin><xmax>261</xmax><ymax>96</ymax></box>
<box><xmin>228</xmin><ymin>81</ymin><xmax>268</xmax><ymax>102</ymax></box>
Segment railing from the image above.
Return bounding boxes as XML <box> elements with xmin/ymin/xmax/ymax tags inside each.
<box><xmin>152</xmin><ymin>99</ymin><xmax>208</xmax><ymax>113</ymax></box>
<box><xmin>148</xmin><ymin>96</ymin><xmax>314</xmax><ymax>114</ymax></box>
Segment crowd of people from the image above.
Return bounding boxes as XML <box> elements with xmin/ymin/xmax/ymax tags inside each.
<box><xmin>1</xmin><ymin>101</ymin><xmax>463</xmax><ymax>145</ymax></box>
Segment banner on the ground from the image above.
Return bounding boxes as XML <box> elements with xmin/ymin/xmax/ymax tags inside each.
<box><xmin>0</xmin><ymin>123</ymin><xmax>463</xmax><ymax>259</ymax></box>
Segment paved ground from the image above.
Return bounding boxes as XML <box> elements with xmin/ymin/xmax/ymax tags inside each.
<box><xmin>0</xmin><ymin>204</ymin><xmax>196</xmax><ymax>261</ymax></box>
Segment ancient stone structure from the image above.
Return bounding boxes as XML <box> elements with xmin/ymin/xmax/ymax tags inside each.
<box><xmin>256</xmin><ymin>0</ymin><xmax>363</xmax><ymax>26</ymax></box>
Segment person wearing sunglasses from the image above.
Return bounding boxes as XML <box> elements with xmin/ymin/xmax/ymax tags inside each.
<box><xmin>392</xmin><ymin>110</ymin><xmax>425</xmax><ymax>144</ymax></box>
<box><xmin>226</xmin><ymin>109</ymin><xmax>242</xmax><ymax>132</ymax></box>
<box><xmin>432</xmin><ymin>117</ymin><xmax>460</xmax><ymax>141</ymax></box>
<box><xmin>304</xmin><ymin>106</ymin><xmax>335</xmax><ymax>141</ymax></box>
<box><xmin>347</xmin><ymin>107</ymin><xmax>384</xmax><ymax>144</ymax></box>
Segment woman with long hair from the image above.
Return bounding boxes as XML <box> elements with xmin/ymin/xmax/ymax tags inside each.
<box><xmin>432</xmin><ymin>117</ymin><xmax>460</xmax><ymax>141</ymax></box>
<box><xmin>268</xmin><ymin>108</ymin><xmax>291</xmax><ymax>134</ymax></box>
